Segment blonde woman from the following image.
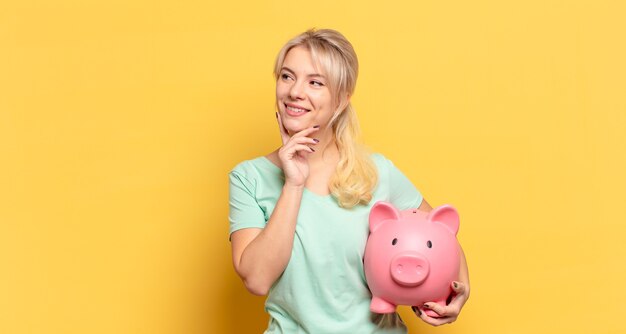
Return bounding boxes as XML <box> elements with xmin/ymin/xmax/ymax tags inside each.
<box><xmin>228</xmin><ymin>28</ymin><xmax>470</xmax><ymax>333</ymax></box>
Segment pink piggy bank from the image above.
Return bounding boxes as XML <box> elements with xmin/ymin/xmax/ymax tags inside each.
<box><xmin>364</xmin><ymin>201</ymin><xmax>461</xmax><ymax>317</ymax></box>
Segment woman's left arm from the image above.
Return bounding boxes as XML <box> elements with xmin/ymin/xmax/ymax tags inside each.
<box><xmin>413</xmin><ymin>199</ymin><xmax>471</xmax><ymax>326</ymax></box>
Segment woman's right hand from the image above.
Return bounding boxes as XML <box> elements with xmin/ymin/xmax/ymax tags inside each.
<box><xmin>276</xmin><ymin>112</ymin><xmax>320</xmax><ymax>188</ymax></box>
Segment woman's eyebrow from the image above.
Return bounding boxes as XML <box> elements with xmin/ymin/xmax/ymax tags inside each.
<box><xmin>281</xmin><ymin>66</ymin><xmax>326</xmax><ymax>79</ymax></box>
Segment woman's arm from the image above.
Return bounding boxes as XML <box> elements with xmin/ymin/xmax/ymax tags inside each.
<box><xmin>231</xmin><ymin>114</ymin><xmax>321</xmax><ymax>296</ymax></box>
<box><xmin>230</xmin><ymin>184</ymin><xmax>304</xmax><ymax>296</ymax></box>
<box><xmin>418</xmin><ymin>198</ymin><xmax>433</xmax><ymax>212</ymax></box>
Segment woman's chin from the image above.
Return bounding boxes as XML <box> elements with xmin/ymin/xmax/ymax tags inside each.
<box><xmin>286</xmin><ymin>127</ymin><xmax>305</xmax><ymax>136</ymax></box>
<box><xmin>284</xmin><ymin>121</ymin><xmax>310</xmax><ymax>133</ymax></box>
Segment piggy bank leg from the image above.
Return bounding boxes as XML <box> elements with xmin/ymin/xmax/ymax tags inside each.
<box><xmin>370</xmin><ymin>296</ymin><xmax>396</xmax><ymax>313</ymax></box>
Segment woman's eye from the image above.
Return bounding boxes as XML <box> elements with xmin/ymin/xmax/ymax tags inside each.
<box><xmin>281</xmin><ymin>73</ymin><xmax>292</xmax><ymax>80</ymax></box>
<box><xmin>310</xmin><ymin>81</ymin><xmax>324</xmax><ymax>87</ymax></box>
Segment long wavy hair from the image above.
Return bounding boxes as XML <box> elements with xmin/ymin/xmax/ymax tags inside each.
<box><xmin>273</xmin><ymin>28</ymin><xmax>378</xmax><ymax>209</ymax></box>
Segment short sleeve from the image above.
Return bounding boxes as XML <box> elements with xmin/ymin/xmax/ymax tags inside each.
<box><xmin>228</xmin><ymin>170</ymin><xmax>267</xmax><ymax>238</ymax></box>
<box><xmin>386</xmin><ymin>157</ymin><xmax>424</xmax><ymax>210</ymax></box>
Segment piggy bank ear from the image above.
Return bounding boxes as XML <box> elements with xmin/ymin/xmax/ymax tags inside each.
<box><xmin>369</xmin><ymin>201</ymin><xmax>401</xmax><ymax>232</ymax></box>
<box><xmin>427</xmin><ymin>205</ymin><xmax>460</xmax><ymax>235</ymax></box>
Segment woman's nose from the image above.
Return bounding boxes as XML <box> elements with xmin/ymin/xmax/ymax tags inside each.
<box><xmin>289</xmin><ymin>80</ymin><xmax>305</xmax><ymax>100</ymax></box>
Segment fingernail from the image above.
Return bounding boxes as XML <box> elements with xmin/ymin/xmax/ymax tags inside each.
<box><xmin>423</xmin><ymin>304</ymin><xmax>429</xmax><ymax>309</ymax></box>
<box><xmin>310</xmin><ymin>147</ymin><xmax>315</xmax><ymax>152</ymax></box>
<box><xmin>313</xmin><ymin>138</ymin><xmax>319</xmax><ymax>143</ymax></box>
<box><xmin>453</xmin><ymin>282</ymin><xmax>459</xmax><ymax>289</ymax></box>
<box><xmin>313</xmin><ymin>125</ymin><xmax>320</xmax><ymax>128</ymax></box>
<box><xmin>411</xmin><ymin>306</ymin><xmax>421</xmax><ymax>315</ymax></box>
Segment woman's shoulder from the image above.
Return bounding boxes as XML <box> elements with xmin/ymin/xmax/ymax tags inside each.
<box><xmin>230</xmin><ymin>153</ymin><xmax>281</xmax><ymax>178</ymax></box>
<box><xmin>368</xmin><ymin>152</ymin><xmax>403</xmax><ymax>179</ymax></box>
<box><xmin>369</xmin><ymin>151</ymin><xmax>386</xmax><ymax>161</ymax></box>
<box><xmin>369</xmin><ymin>151</ymin><xmax>391</xmax><ymax>167</ymax></box>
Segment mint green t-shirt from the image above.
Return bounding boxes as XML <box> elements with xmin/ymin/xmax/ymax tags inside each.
<box><xmin>228</xmin><ymin>153</ymin><xmax>423</xmax><ymax>334</ymax></box>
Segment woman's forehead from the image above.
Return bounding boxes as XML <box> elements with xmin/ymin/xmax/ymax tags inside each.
<box><xmin>283</xmin><ymin>46</ymin><xmax>327</xmax><ymax>78</ymax></box>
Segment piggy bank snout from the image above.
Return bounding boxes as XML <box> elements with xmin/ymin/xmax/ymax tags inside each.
<box><xmin>390</xmin><ymin>253</ymin><xmax>430</xmax><ymax>287</ymax></box>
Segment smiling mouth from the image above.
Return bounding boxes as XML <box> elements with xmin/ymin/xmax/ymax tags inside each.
<box><xmin>285</xmin><ymin>103</ymin><xmax>310</xmax><ymax>113</ymax></box>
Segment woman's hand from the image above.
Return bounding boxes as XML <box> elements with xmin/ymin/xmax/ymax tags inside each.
<box><xmin>412</xmin><ymin>281</ymin><xmax>470</xmax><ymax>326</ymax></box>
<box><xmin>276</xmin><ymin>112</ymin><xmax>320</xmax><ymax>188</ymax></box>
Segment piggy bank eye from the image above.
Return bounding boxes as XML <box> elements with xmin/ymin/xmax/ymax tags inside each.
<box><xmin>427</xmin><ymin>240</ymin><xmax>432</xmax><ymax>248</ymax></box>
<box><xmin>392</xmin><ymin>238</ymin><xmax>398</xmax><ymax>246</ymax></box>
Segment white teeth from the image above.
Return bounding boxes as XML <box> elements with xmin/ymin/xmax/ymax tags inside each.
<box><xmin>287</xmin><ymin>106</ymin><xmax>307</xmax><ymax>113</ymax></box>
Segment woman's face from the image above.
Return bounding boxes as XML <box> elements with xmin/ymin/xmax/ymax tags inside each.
<box><xmin>276</xmin><ymin>46</ymin><xmax>335</xmax><ymax>135</ymax></box>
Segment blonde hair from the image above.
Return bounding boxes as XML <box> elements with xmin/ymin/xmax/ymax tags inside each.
<box><xmin>372</xmin><ymin>312</ymin><xmax>405</xmax><ymax>329</ymax></box>
<box><xmin>273</xmin><ymin>28</ymin><xmax>378</xmax><ymax>209</ymax></box>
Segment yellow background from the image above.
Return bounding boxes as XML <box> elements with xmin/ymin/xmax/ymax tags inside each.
<box><xmin>1</xmin><ymin>0</ymin><xmax>625</xmax><ymax>333</ymax></box>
